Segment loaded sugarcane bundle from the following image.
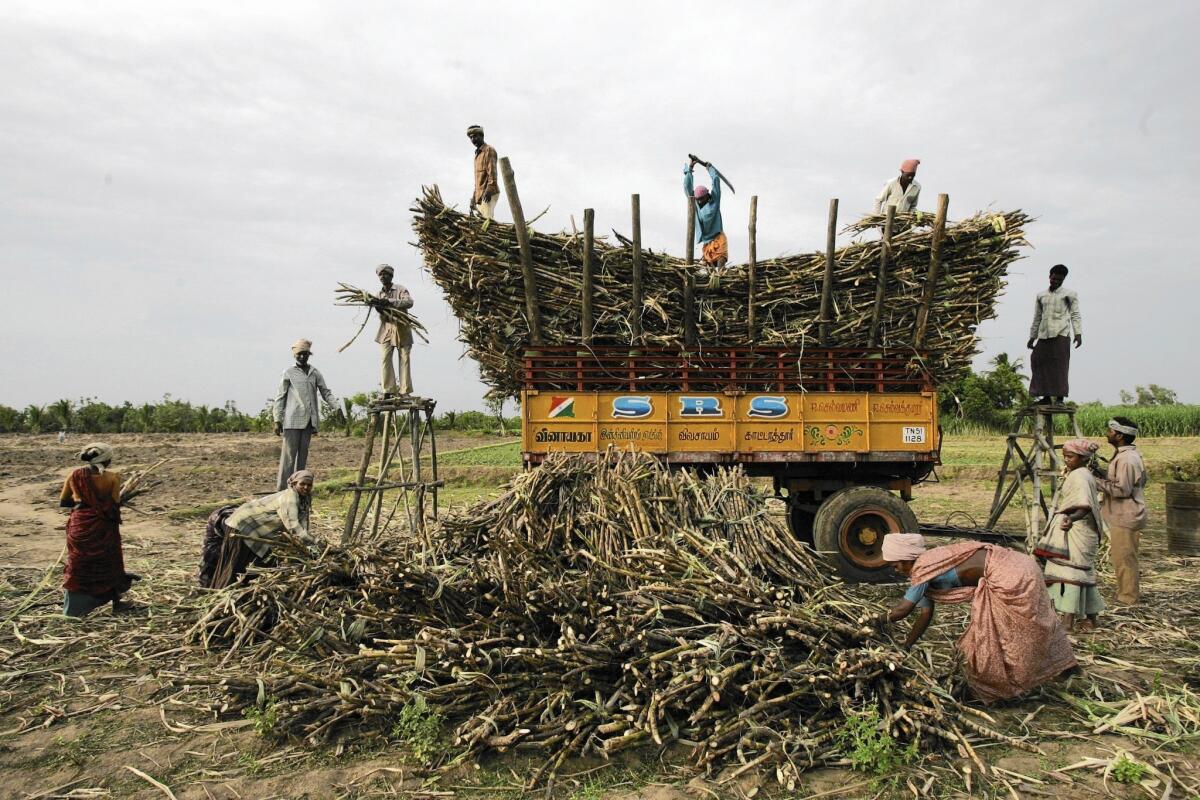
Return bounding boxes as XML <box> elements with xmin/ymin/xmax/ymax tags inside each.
<box><xmin>191</xmin><ymin>451</ymin><xmax>1028</xmax><ymax>789</ymax></box>
<box><xmin>412</xmin><ymin>187</ymin><xmax>1030</xmax><ymax>397</ymax></box>
<box><xmin>334</xmin><ymin>282</ymin><xmax>429</xmax><ymax>352</ymax></box>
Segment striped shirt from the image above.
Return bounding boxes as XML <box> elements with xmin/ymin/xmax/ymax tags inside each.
<box><xmin>274</xmin><ymin>365</ymin><xmax>338</xmax><ymax>431</ymax></box>
<box><xmin>226</xmin><ymin>487</ymin><xmax>313</xmax><ymax>557</ymax></box>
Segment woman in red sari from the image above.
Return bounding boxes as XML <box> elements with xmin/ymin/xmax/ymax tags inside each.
<box><xmin>58</xmin><ymin>443</ymin><xmax>134</xmax><ymax>617</ymax></box>
<box><xmin>878</xmin><ymin>533</ymin><xmax>1076</xmax><ymax>703</ymax></box>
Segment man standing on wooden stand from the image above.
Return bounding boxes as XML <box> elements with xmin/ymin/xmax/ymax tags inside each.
<box><xmin>1027</xmin><ymin>264</ymin><xmax>1082</xmax><ymax>404</ymax></box>
<box><xmin>373</xmin><ymin>263</ymin><xmax>415</xmax><ymax>398</ymax></box>
<box><xmin>468</xmin><ymin>125</ymin><xmax>499</xmax><ymax>221</ymax></box>
<box><xmin>874</xmin><ymin>159</ymin><xmax>922</xmax><ymax>214</ymax></box>
<box><xmin>684</xmin><ymin>156</ymin><xmax>727</xmax><ymax>273</ymax></box>
<box><xmin>273</xmin><ymin>340</ymin><xmax>340</xmax><ymax>490</ymax></box>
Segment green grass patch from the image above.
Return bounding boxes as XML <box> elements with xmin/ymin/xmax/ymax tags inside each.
<box><xmin>439</xmin><ymin>440</ymin><xmax>522</xmax><ymax>466</ymax></box>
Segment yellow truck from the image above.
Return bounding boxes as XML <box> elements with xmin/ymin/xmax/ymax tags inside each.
<box><xmin>521</xmin><ymin>346</ymin><xmax>942</xmax><ymax>581</ymax></box>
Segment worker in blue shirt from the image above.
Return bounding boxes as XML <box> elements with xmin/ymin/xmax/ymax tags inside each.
<box><xmin>684</xmin><ymin>157</ymin><xmax>727</xmax><ymax>270</ymax></box>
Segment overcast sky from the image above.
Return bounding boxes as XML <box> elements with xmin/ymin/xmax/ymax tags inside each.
<box><xmin>2</xmin><ymin>1</ymin><xmax>1196</xmax><ymax>413</ymax></box>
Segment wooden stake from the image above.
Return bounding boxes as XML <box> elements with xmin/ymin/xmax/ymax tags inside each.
<box><xmin>748</xmin><ymin>195</ymin><xmax>758</xmax><ymax>343</ymax></box>
<box><xmin>868</xmin><ymin>204</ymin><xmax>895</xmax><ymax>347</ymax></box>
<box><xmin>684</xmin><ymin>199</ymin><xmax>697</xmax><ymax>347</ymax></box>
<box><xmin>342</xmin><ymin>410</ymin><xmax>379</xmax><ymax>543</ymax></box>
<box><xmin>581</xmin><ymin>208</ymin><xmax>594</xmax><ymax>346</ymax></box>
<box><xmin>499</xmin><ymin>157</ymin><xmax>543</xmax><ymax>346</ymax></box>
<box><xmin>819</xmin><ymin>198</ymin><xmax>838</xmax><ymax>345</ymax></box>
<box><xmin>913</xmin><ymin>193</ymin><xmax>950</xmax><ymax>349</ymax></box>
<box><xmin>630</xmin><ymin>193</ymin><xmax>643</xmax><ymax>344</ymax></box>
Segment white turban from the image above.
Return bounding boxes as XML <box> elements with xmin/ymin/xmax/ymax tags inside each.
<box><xmin>288</xmin><ymin>469</ymin><xmax>315</xmax><ymax>487</ymax></box>
<box><xmin>291</xmin><ymin>338</ymin><xmax>313</xmax><ymax>355</ymax></box>
<box><xmin>79</xmin><ymin>442</ymin><xmax>114</xmax><ymax>472</ymax></box>
<box><xmin>1108</xmin><ymin>419</ymin><xmax>1138</xmax><ymax>437</ymax></box>
<box><xmin>881</xmin><ymin>533</ymin><xmax>927</xmax><ymax>562</ymax></box>
<box><xmin>375</xmin><ymin>263</ymin><xmax>394</xmax><ymax>276</ymax></box>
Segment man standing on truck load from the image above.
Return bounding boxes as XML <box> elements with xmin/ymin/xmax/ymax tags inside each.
<box><xmin>1093</xmin><ymin>417</ymin><xmax>1147</xmax><ymax>606</ymax></box>
<box><xmin>684</xmin><ymin>156</ymin><xmax>727</xmax><ymax>271</ymax></box>
<box><xmin>874</xmin><ymin>159</ymin><xmax>922</xmax><ymax>214</ymax></box>
<box><xmin>468</xmin><ymin>125</ymin><xmax>499</xmax><ymax>220</ymax></box>
<box><xmin>273</xmin><ymin>339</ymin><xmax>340</xmax><ymax>491</ymax></box>
<box><xmin>372</xmin><ymin>263</ymin><xmax>415</xmax><ymax>397</ymax></box>
<box><xmin>1026</xmin><ymin>264</ymin><xmax>1082</xmax><ymax>404</ymax></box>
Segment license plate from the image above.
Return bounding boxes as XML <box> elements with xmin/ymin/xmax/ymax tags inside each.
<box><xmin>903</xmin><ymin>426</ymin><xmax>926</xmax><ymax>444</ymax></box>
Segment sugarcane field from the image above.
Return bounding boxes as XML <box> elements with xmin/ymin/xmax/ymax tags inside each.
<box><xmin>3</xmin><ymin>4</ymin><xmax>1200</xmax><ymax>800</ymax></box>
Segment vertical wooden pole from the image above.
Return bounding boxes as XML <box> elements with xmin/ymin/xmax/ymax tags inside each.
<box><xmin>581</xmin><ymin>208</ymin><xmax>594</xmax><ymax>346</ymax></box>
<box><xmin>630</xmin><ymin>194</ymin><xmax>643</xmax><ymax>345</ymax></box>
<box><xmin>499</xmin><ymin>157</ymin><xmax>543</xmax><ymax>346</ymax></box>
<box><xmin>868</xmin><ymin>204</ymin><xmax>896</xmax><ymax>347</ymax></box>
<box><xmin>748</xmin><ymin>196</ymin><xmax>758</xmax><ymax>344</ymax></box>
<box><xmin>913</xmin><ymin>193</ymin><xmax>950</xmax><ymax>349</ymax></box>
<box><xmin>684</xmin><ymin>199</ymin><xmax>697</xmax><ymax>347</ymax></box>
<box><xmin>819</xmin><ymin>198</ymin><xmax>839</xmax><ymax>345</ymax></box>
<box><xmin>342</xmin><ymin>409</ymin><xmax>379</xmax><ymax>543</ymax></box>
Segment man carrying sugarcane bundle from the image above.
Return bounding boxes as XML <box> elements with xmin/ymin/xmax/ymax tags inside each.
<box><xmin>273</xmin><ymin>339</ymin><xmax>340</xmax><ymax>491</ymax></box>
<box><xmin>684</xmin><ymin>156</ymin><xmax>728</xmax><ymax>272</ymax></box>
<box><xmin>198</xmin><ymin>470</ymin><xmax>322</xmax><ymax>589</ymax></box>
<box><xmin>372</xmin><ymin>263</ymin><xmax>415</xmax><ymax>397</ymax></box>
<box><xmin>873</xmin><ymin>158</ymin><xmax>922</xmax><ymax>214</ymax></box>
<box><xmin>468</xmin><ymin>124</ymin><xmax>499</xmax><ymax>220</ymax></box>
<box><xmin>1026</xmin><ymin>264</ymin><xmax>1082</xmax><ymax>404</ymax></box>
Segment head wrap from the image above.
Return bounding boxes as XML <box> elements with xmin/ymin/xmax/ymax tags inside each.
<box><xmin>375</xmin><ymin>263</ymin><xmax>394</xmax><ymax>276</ymax></box>
<box><xmin>466</xmin><ymin>125</ymin><xmax>484</xmax><ymax>136</ymax></box>
<box><xmin>1108</xmin><ymin>419</ymin><xmax>1138</xmax><ymax>437</ymax></box>
<box><xmin>900</xmin><ymin>158</ymin><xmax>920</xmax><ymax>174</ymax></box>
<box><xmin>291</xmin><ymin>338</ymin><xmax>313</xmax><ymax>355</ymax></box>
<box><xmin>881</xmin><ymin>533</ymin><xmax>927</xmax><ymax>562</ymax></box>
<box><xmin>1062</xmin><ymin>438</ymin><xmax>1098</xmax><ymax>457</ymax></box>
<box><xmin>79</xmin><ymin>442</ymin><xmax>114</xmax><ymax>472</ymax></box>
<box><xmin>693</xmin><ymin>185</ymin><xmax>710</xmax><ymax>199</ymax></box>
<box><xmin>287</xmin><ymin>469</ymin><xmax>315</xmax><ymax>487</ymax></box>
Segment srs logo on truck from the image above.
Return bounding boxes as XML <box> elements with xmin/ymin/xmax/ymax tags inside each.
<box><xmin>678</xmin><ymin>396</ymin><xmax>723</xmax><ymax>417</ymax></box>
<box><xmin>611</xmin><ymin>396</ymin><xmax>653</xmax><ymax>419</ymax></box>
<box><xmin>747</xmin><ymin>396</ymin><xmax>788</xmax><ymax>418</ymax></box>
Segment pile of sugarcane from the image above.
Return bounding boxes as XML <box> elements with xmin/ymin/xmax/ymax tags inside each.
<box><xmin>189</xmin><ymin>451</ymin><xmax>1025</xmax><ymax>789</ymax></box>
<box><xmin>412</xmin><ymin>187</ymin><xmax>1030</xmax><ymax>396</ymax></box>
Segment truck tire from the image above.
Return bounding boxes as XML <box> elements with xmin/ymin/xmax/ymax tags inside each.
<box><xmin>813</xmin><ymin>486</ymin><xmax>918</xmax><ymax>583</ymax></box>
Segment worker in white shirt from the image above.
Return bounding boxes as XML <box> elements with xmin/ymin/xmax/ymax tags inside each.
<box><xmin>873</xmin><ymin>159</ymin><xmax>921</xmax><ymax>214</ymax></box>
<box><xmin>1026</xmin><ymin>264</ymin><xmax>1083</xmax><ymax>404</ymax></box>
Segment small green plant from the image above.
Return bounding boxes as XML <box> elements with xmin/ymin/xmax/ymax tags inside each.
<box><xmin>243</xmin><ymin>698</ymin><xmax>278</xmax><ymax>737</ymax></box>
<box><xmin>392</xmin><ymin>694</ymin><xmax>444</xmax><ymax>764</ymax></box>
<box><xmin>1111</xmin><ymin>753</ymin><xmax>1148</xmax><ymax>785</ymax></box>
<box><xmin>835</xmin><ymin>707</ymin><xmax>918</xmax><ymax>775</ymax></box>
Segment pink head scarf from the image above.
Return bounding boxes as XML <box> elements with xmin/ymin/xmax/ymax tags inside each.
<box><xmin>1062</xmin><ymin>439</ymin><xmax>1098</xmax><ymax>458</ymax></box>
<box><xmin>900</xmin><ymin>159</ymin><xmax>920</xmax><ymax>174</ymax></box>
<box><xmin>693</xmin><ymin>185</ymin><xmax>710</xmax><ymax>199</ymax></box>
<box><xmin>882</xmin><ymin>533</ymin><xmax>927</xmax><ymax>562</ymax></box>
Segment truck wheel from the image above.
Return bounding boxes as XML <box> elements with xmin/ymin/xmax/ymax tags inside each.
<box><xmin>813</xmin><ymin>487</ymin><xmax>918</xmax><ymax>583</ymax></box>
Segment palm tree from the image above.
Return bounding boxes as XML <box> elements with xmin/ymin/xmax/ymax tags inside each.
<box><xmin>48</xmin><ymin>398</ymin><xmax>75</xmax><ymax>432</ymax></box>
<box><xmin>23</xmin><ymin>404</ymin><xmax>45</xmax><ymax>433</ymax></box>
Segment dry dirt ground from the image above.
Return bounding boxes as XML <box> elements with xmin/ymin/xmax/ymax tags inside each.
<box><xmin>1</xmin><ymin>433</ymin><xmax>1199</xmax><ymax>800</ymax></box>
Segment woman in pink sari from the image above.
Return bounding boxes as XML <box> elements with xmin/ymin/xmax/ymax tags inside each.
<box><xmin>878</xmin><ymin>533</ymin><xmax>1076</xmax><ymax>703</ymax></box>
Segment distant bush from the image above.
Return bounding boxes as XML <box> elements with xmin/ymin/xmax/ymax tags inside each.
<box><xmin>0</xmin><ymin>396</ymin><xmax>270</xmax><ymax>434</ymax></box>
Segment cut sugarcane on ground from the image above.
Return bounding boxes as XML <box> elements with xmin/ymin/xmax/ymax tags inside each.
<box><xmin>184</xmin><ymin>451</ymin><xmax>1029</xmax><ymax>792</ymax></box>
<box><xmin>3</xmin><ymin>432</ymin><xmax>1200</xmax><ymax>798</ymax></box>
<box><xmin>412</xmin><ymin>187</ymin><xmax>1031</xmax><ymax>397</ymax></box>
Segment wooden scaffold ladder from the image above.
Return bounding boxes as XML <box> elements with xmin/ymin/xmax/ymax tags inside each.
<box><xmin>342</xmin><ymin>395</ymin><xmax>442</xmax><ymax>546</ymax></box>
<box><xmin>985</xmin><ymin>403</ymin><xmax>1082</xmax><ymax>541</ymax></box>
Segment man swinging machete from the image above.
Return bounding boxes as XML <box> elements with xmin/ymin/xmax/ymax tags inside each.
<box><xmin>684</xmin><ymin>154</ymin><xmax>735</xmax><ymax>272</ymax></box>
